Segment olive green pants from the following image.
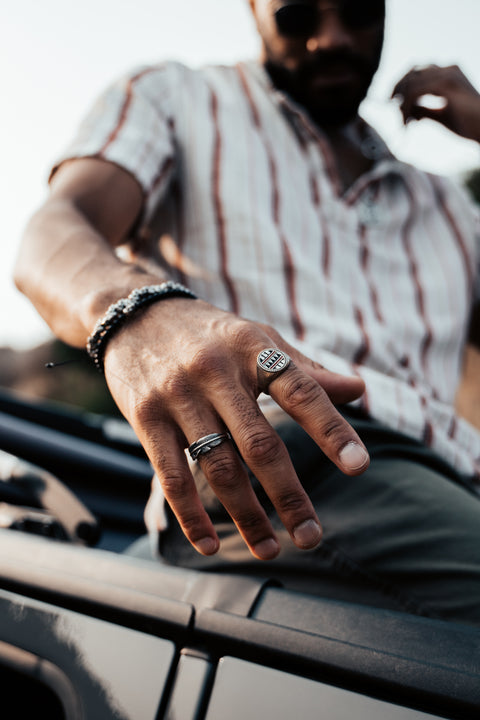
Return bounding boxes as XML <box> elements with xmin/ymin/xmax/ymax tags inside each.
<box><xmin>159</xmin><ymin>408</ymin><xmax>480</xmax><ymax>626</ymax></box>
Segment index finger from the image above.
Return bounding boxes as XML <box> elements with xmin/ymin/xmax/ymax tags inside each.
<box><xmin>391</xmin><ymin>65</ymin><xmax>440</xmax><ymax>98</ymax></box>
<box><xmin>268</xmin><ymin>363</ymin><xmax>370</xmax><ymax>475</ymax></box>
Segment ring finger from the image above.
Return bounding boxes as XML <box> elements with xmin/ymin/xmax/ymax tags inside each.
<box><xmin>183</xmin><ymin>414</ymin><xmax>282</xmax><ymax>560</ymax></box>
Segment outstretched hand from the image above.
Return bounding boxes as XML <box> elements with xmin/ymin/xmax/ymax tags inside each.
<box><xmin>103</xmin><ymin>298</ymin><xmax>369</xmax><ymax>561</ymax></box>
<box><xmin>392</xmin><ymin>64</ymin><xmax>480</xmax><ymax>143</ymax></box>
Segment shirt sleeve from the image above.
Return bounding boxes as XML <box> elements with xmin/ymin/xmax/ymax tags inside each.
<box><xmin>50</xmin><ymin>62</ymin><xmax>181</xmax><ymax>222</ymax></box>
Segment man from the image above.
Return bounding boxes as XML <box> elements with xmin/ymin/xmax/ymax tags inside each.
<box><xmin>14</xmin><ymin>1</ymin><xmax>480</xmax><ymax>623</ymax></box>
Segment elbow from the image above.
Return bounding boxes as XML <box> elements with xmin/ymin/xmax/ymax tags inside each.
<box><xmin>13</xmin><ymin>260</ymin><xmax>34</xmax><ymax>302</ymax></box>
<box><xmin>13</xmin><ymin>202</ymin><xmax>56</xmax><ymax>302</ymax></box>
<box><xmin>13</xmin><ymin>236</ymin><xmax>30</xmax><ymax>295</ymax></box>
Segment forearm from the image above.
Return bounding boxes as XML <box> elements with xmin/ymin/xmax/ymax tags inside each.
<box><xmin>14</xmin><ymin>198</ymin><xmax>166</xmax><ymax>348</ymax></box>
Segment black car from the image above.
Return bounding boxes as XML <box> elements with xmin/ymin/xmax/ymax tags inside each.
<box><xmin>0</xmin><ymin>389</ymin><xmax>478</xmax><ymax>720</ymax></box>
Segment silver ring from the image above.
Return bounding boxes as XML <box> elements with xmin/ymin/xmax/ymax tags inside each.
<box><xmin>256</xmin><ymin>348</ymin><xmax>291</xmax><ymax>392</ymax></box>
<box><xmin>188</xmin><ymin>432</ymin><xmax>232</xmax><ymax>462</ymax></box>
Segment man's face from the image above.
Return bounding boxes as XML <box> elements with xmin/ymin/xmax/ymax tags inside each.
<box><xmin>249</xmin><ymin>0</ymin><xmax>385</xmax><ymax>127</ymax></box>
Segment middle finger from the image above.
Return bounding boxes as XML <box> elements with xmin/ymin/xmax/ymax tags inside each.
<box><xmin>216</xmin><ymin>389</ymin><xmax>323</xmax><ymax>551</ymax></box>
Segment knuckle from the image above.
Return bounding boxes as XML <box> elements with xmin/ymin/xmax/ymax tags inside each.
<box><xmin>160</xmin><ymin>370</ymin><xmax>192</xmax><ymax>402</ymax></box>
<box><xmin>228</xmin><ymin>319</ymin><xmax>263</xmax><ymax>352</ymax></box>
<box><xmin>185</xmin><ymin>346</ymin><xmax>222</xmax><ymax>380</ymax></box>
<box><xmin>132</xmin><ymin>394</ymin><xmax>159</xmax><ymax>426</ymax></box>
<box><xmin>201</xmin><ymin>452</ymin><xmax>240</xmax><ymax>489</ymax></box>
<box><xmin>235</xmin><ymin>510</ymin><xmax>265</xmax><ymax>532</ymax></box>
<box><xmin>275</xmin><ymin>489</ymin><xmax>306</xmax><ymax>516</ymax></box>
<box><xmin>281</xmin><ymin>374</ymin><xmax>322</xmax><ymax>409</ymax></box>
<box><xmin>256</xmin><ymin>321</ymin><xmax>279</xmax><ymax>340</ymax></box>
<box><xmin>132</xmin><ymin>378</ymin><xmax>189</xmax><ymax>425</ymax></box>
<box><xmin>160</xmin><ymin>471</ymin><xmax>191</xmax><ymax>502</ymax></box>
<box><xmin>179</xmin><ymin>512</ymin><xmax>207</xmax><ymax>538</ymax></box>
<box><xmin>320</xmin><ymin>418</ymin><xmax>348</xmax><ymax>441</ymax></box>
<box><xmin>241</xmin><ymin>429</ymin><xmax>281</xmax><ymax>465</ymax></box>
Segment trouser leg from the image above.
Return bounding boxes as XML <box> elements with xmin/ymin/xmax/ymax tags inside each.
<box><xmin>160</xmin><ymin>413</ymin><xmax>480</xmax><ymax>626</ymax></box>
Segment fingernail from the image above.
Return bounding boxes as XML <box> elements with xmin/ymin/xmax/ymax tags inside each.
<box><xmin>293</xmin><ymin>519</ymin><xmax>322</xmax><ymax>549</ymax></box>
<box><xmin>195</xmin><ymin>537</ymin><xmax>219</xmax><ymax>555</ymax></box>
<box><xmin>253</xmin><ymin>538</ymin><xmax>280</xmax><ymax>560</ymax></box>
<box><xmin>339</xmin><ymin>442</ymin><xmax>369</xmax><ymax>471</ymax></box>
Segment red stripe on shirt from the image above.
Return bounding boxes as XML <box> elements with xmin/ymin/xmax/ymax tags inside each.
<box><xmin>448</xmin><ymin>414</ymin><xmax>458</xmax><ymax>440</ymax></box>
<box><xmin>269</xmin><ymin>152</ymin><xmax>305</xmax><ymax>339</ymax></box>
<box><xmin>210</xmin><ymin>90</ymin><xmax>239</xmax><ymax>314</ymax></box>
<box><xmin>359</xmin><ymin>220</ymin><xmax>384</xmax><ymax>324</ymax></box>
<box><xmin>353</xmin><ymin>305</ymin><xmax>370</xmax><ymax>366</ymax></box>
<box><xmin>420</xmin><ymin>395</ymin><xmax>434</xmax><ymax>447</ymax></box>
<box><xmin>99</xmin><ymin>67</ymin><xmax>155</xmax><ymax>157</ymax></box>
<box><xmin>310</xmin><ymin>173</ymin><xmax>331</xmax><ymax>277</ymax></box>
<box><xmin>236</xmin><ymin>65</ymin><xmax>305</xmax><ymax>340</ymax></box>
<box><xmin>171</xmin><ymin>178</ymin><xmax>187</xmax><ymax>286</ymax></box>
<box><xmin>430</xmin><ymin>176</ymin><xmax>475</xmax><ymax>299</ymax></box>
<box><xmin>149</xmin><ymin>155</ymin><xmax>174</xmax><ymax>195</ymax></box>
<box><xmin>236</xmin><ymin>63</ymin><xmax>261</xmax><ymax>128</ymax></box>
<box><xmin>293</xmin><ymin>113</ymin><xmax>341</xmax><ymax>196</ymax></box>
<box><xmin>402</xmin><ymin>186</ymin><xmax>434</xmax><ymax>372</ymax></box>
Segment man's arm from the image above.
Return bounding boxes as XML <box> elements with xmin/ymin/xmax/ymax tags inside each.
<box><xmin>15</xmin><ymin>157</ymin><xmax>369</xmax><ymax>561</ymax></box>
<box><xmin>15</xmin><ymin>157</ymin><xmax>150</xmax><ymax>345</ymax></box>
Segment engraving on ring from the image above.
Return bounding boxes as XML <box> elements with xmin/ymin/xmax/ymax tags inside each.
<box><xmin>188</xmin><ymin>432</ymin><xmax>232</xmax><ymax>461</ymax></box>
<box><xmin>257</xmin><ymin>348</ymin><xmax>290</xmax><ymax>374</ymax></box>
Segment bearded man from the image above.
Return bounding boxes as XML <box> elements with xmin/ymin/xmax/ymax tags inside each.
<box><xmin>15</xmin><ymin>1</ymin><xmax>480</xmax><ymax>624</ymax></box>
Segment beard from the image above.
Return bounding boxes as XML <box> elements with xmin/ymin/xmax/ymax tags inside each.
<box><xmin>265</xmin><ymin>37</ymin><xmax>384</xmax><ymax>128</ymax></box>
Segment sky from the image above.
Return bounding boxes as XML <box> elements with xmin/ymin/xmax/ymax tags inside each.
<box><xmin>2</xmin><ymin>0</ymin><xmax>480</xmax><ymax>350</ymax></box>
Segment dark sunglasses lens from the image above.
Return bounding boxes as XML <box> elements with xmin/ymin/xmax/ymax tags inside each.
<box><xmin>274</xmin><ymin>4</ymin><xmax>317</xmax><ymax>37</ymax></box>
<box><xmin>342</xmin><ymin>0</ymin><xmax>385</xmax><ymax>28</ymax></box>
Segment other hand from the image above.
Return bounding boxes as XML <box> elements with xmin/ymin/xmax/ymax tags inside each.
<box><xmin>392</xmin><ymin>64</ymin><xmax>480</xmax><ymax>143</ymax></box>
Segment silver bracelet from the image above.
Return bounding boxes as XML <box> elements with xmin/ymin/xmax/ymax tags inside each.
<box><xmin>86</xmin><ymin>281</ymin><xmax>197</xmax><ymax>372</ymax></box>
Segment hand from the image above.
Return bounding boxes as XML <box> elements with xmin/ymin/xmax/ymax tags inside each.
<box><xmin>103</xmin><ymin>298</ymin><xmax>369</xmax><ymax>560</ymax></box>
<box><xmin>392</xmin><ymin>64</ymin><xmax>480</xmax><ymax>143</ymax></box>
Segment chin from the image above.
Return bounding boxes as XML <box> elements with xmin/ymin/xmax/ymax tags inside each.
<box><xmin>293</xmin><ymin>87</ymin><xmax>364</xmax><ymax>127</ymax></box>
<box><xmin>308</xmin><ymin>101</ymin><xmax>361</xmax><ymax>128</ymax></box>
<box><xmin>264</xmin><ymin>56</ymin><xmax>378</xmax><ymax>129</ymax></box>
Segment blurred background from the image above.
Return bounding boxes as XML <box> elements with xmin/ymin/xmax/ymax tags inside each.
<box><xmin>1</xmin><ymin>0</ymin><xmax>480</xmax><ymax>412</ymax></box>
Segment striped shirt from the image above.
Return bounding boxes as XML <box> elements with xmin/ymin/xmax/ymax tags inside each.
<box><xmin>54</xmin><ymin>59</ymin><xmax>480</xmax><ymax>482</ymax></box>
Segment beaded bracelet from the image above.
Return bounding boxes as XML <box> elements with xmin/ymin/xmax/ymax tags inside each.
<box><xmin>86</xmin><ymin>281</ymin><xmax>197</xmax><ymax>372</ymax></box>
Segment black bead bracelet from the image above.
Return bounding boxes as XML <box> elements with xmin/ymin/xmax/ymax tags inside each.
<box><xmin>86</xmin><ymin>281</ymin><xmax>197</xmax><ymax>372</ymax></box>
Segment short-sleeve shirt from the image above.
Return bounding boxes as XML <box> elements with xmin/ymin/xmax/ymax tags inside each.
<box><xmin>52</xmin><ymin>60</ymin><xmax>480</xmax><ymax>481</ymax></box>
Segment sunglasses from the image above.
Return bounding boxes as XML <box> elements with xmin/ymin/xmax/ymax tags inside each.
<box><xmin>274</xmin><ymin>1</ymin><xmax>385</xmax><ymax>37</ymax></box>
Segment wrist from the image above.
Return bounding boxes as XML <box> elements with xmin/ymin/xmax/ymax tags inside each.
<box><xmin>78</xmin><ymin>266</ymin><xmax>172</xmax><ymax>332</ymax></box>
<box><xmin>86</xmin><ymin>281</ymin><xmax>198</xmax><ymax>372</ymax></box>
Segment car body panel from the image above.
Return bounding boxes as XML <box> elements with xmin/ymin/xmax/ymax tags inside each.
<box><xmin>0</xmin><ymin>390</ymin><xmax>479</xmax><ymax>719</ymax></box>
